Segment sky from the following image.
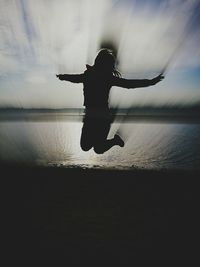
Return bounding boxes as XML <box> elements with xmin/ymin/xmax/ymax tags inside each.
<box><xmin>0</xmin><ymin>0</ymin><xmax>200</xmax><ymax>108</ymax></box>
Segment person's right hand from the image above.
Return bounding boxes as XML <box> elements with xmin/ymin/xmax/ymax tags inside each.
<box><xmin>56</xmin><ymin>74</ymin><xmax>64</xmax><ymax>80</ymax></box>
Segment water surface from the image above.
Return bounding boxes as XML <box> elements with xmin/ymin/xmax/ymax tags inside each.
<box><xmin>0</xmin><ymin>114</ymin><xmax>199</xmax><ymax>170</ymax></box>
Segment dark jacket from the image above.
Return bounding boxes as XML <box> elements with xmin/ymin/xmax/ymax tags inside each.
<box><xmin>58</xmin><ymin>65</ymin><xmax>157</xmax><ymax>109</ymax></box>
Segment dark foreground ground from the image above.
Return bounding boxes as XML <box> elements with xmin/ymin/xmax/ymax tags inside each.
<box><xmin>1</xmin><ymin>163</ymin><xmax>199</xmax><ymax>261</ymax></box>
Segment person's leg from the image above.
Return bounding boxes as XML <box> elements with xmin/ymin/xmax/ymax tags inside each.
<box><xmin>93</xmin><ymin>134</ymin><xmax>124</xmax><ymax>154</ymax></box>
<box><xmin>93</xmin><ymin>118</ymin><xmax>124</xmax><ymax>154</ymax></box>
<box><xmin>80</xmin><ymin>117</ymin><xmax>94</xmax><ymax>151</ymax></box>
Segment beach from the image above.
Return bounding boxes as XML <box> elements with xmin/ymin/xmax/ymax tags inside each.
<box><xmin>2</xmin><ymin>162</ymin><xmax>199</xmax><ymax>256</ymax></box>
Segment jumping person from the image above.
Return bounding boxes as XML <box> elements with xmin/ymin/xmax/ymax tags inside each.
<box><xmin>56</xmin><ymin>49</ymin><xmax>164</xmax><ymax>154</ymax></box>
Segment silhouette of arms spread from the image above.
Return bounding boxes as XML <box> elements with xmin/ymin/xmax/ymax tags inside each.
<box><xmin>56</xmin><ymin>74</ymin><xmax>84</xmax><ymax>83</ymax></box>
<box><xmin>113</xmin><ymin>74</ymin><xmax>164</xmax><ymax>89</ymax></box>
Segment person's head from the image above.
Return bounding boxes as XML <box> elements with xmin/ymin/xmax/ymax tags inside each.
<box><xmin>94</xmin><ymin>49</ymin><xmax>120</xmax><ymax>77</ymax></box>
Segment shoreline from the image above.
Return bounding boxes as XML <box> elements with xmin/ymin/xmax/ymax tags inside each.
<box><xmin>1</xmin><ymin>160</ymin><xmax>199</xmax><ymax>174</ymax></box>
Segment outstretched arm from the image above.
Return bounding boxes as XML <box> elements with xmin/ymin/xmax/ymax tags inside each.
<box><xmin>56</xmin><ymin>73</ymin><xmax>84</xmax><ymax>83</ymax></box>
<box><xmin>113</xmin><ymin>74</ymin><xmax>164</xmax><ymax>89</ymax></box>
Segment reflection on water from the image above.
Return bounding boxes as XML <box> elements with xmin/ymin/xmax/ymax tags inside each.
<box><xmin>0</xmin><ymin>118</ymin><xmax>200</xmax><ymax>170</ymax></box>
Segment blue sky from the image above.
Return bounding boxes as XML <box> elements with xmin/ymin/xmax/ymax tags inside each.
<box><xmin>0</xmin><ymin>0</ymin><xmax>200</xmax><ymax>108</ymax></box>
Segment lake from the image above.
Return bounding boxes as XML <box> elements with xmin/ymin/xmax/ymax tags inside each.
<box><xmin>0</xmin><ymin>112</ymin><xmax>199</xmax><ymax>170</ymax></box>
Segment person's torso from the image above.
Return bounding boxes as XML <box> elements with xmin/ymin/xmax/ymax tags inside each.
<box><xmin>83</xmin><ymin>66</ymin><xmax>113</xmax><ymax>108</ymax></box>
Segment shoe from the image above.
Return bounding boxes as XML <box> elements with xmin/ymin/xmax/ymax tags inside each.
<box><xmin>114</xmin><ymin>134</ymin><xmax>124</xmax><ymax>147</ymax></box>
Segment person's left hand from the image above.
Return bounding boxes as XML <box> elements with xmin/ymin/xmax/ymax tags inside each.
<box><xmin>151</xmin><ymin>74</ymin><xmax>164</xmax><ymax>85</ymax></box>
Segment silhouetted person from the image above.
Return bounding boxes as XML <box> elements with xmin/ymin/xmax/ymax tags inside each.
<box><xmin>56</xmin><ymin>49</ymin><xmax>164</xmax><ymax>154</ymax></box>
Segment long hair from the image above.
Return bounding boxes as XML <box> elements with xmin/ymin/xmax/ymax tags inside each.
<box><xmin>94</xmin><ymin>49</ymin><xmax>121</xmax><ymax>77</ymax></box>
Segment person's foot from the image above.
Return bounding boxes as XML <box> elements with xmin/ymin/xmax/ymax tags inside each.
<box><xmin>114</xmin><ymin>134</ymin><xmax>124</xmax><ymax>147</ymax></box>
